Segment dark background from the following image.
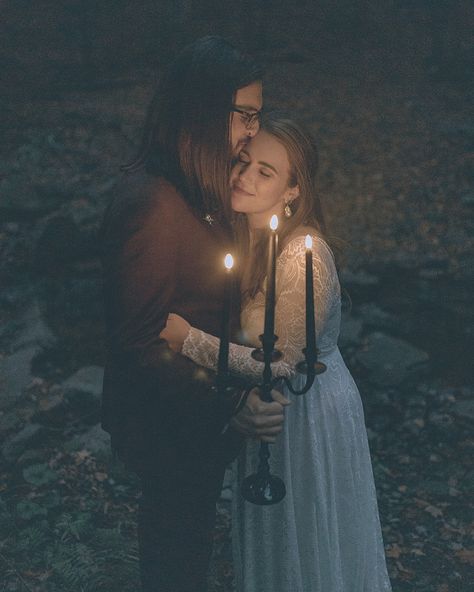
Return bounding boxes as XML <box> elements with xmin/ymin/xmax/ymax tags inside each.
<box><xmin>1</xmin><ymin>1</ymin><xmax>473</xmax><ymax>90</ymax></box>
<box><xmin>0</xmin><ymin>2</ymin><xmax>473</xmax><ymax>591</ymax></box>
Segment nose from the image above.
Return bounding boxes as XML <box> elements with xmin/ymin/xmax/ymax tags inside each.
<box><xmin>238</xmin><ymin>164</ymin><xmax>254</xmax><ymax>184</ymax></box>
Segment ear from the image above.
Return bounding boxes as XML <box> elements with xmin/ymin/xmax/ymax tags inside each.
<box><xmin>286</xmin><ymin>185</ymin><xmax>300</xmax><ymax>204</ymax></box>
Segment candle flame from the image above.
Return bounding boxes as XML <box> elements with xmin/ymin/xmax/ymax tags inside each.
<box><xmin>305</xmin><ymin>234</ymin><xmax>312</xmax><ymax>249</ymax></box>
<box><xmin>224</xmin><ymin>253</ymin><xmax>234</xmax><ymax>270</ymax></box>
<box><xmin>270</xmin><ymin>214</ymin><xmax>279</xmax><ymax>231</ymax></box>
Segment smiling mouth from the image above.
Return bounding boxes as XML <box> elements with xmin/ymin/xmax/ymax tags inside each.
<box><xmin>232</xmin><ymin>183</ymin><xmax>254</xmax><ymax>197</ymax></box>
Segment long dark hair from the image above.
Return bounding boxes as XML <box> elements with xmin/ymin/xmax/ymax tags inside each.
<box><xmin>233</xmin><ymin>113</ymin><xmax>327</xmax><ymax>300</ymax></box>
<box><xmin>124</xmin><ymin>36</ymin><xmax>263</xmax><ymax>221</ymax></box>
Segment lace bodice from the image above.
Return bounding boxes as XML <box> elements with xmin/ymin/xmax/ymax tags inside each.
<box><xmin>182</xmin><ymin>233</ymin><xmax>341</xmax><ymax>383</ymax></box>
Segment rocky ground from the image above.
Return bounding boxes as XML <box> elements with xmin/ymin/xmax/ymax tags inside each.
<box><xmin>1</xmin><ymin>30</ymin><xmax>473</xmax><ymax>592</ymax></box>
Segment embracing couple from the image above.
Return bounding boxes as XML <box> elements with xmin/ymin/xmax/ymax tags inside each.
<box><xmin>101</xmin><ymin>36</ymin><xmax>392</xmax><ymax>592</ymax></box>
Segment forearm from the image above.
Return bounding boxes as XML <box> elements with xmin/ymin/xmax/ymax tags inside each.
<box><xmin>182</xmin><ymin>327</ymin><xmax>294</xmax><ymax>383</ymax></box>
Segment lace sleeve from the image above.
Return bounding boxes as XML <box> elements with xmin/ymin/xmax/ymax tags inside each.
<box><xmin>182</xmin><ymin>233</ymin><xmax>338</xmax><ymax>382</ymax></box>
<box><xmin>182</xmin><ymin>327</ymin><xmax>294</xmax><ymax>382</ymax></box>
<box><xmin>273</xmin><ymin>234</ymin><xmax>339</xmax><ymax>367</ymax></box>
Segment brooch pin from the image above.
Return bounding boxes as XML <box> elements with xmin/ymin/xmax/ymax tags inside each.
<box><xmin>203</xmin><ymin>214</ymin><xmax>215</xmax><ymax>226</ymax></box>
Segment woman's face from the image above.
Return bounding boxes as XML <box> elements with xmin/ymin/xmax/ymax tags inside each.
<box><xmin>231</xmin><ymin>131</ymin><xmax>298</xmax><ymax>228</ymax></box>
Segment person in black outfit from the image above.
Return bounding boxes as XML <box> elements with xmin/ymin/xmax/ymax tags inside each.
<box><xmin>100</xmin><ymin>36</ymin><xmax>289</xmax><ymax>592</ymax></box>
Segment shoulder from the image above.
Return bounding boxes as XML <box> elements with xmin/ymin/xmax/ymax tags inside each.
<box><xmin>280</xmin><ymin>226</ymin><xmax>333</xmax><ymax>259</ymax></box>
<box><xmin>128</xmin><ymin>172</ymin><xmax>189</xmax><ymax>219</ymax></box>
<box><xmin>104</xmin><ymin>171</ymin><xmax>192</xmax><ymax>233</ymax></box>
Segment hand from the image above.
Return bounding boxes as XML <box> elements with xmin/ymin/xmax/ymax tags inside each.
<box><xmin>230</xmin><ymin>388</ymin><xmax>291</xmax><ymax>443</ymax></box>
<box><xmin>159</xmin><ymin>313</ymin><xmax>191</xmax><ymax>353</ymax></box>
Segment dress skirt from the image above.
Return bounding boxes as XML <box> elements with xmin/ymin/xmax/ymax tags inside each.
<box><xmin>232</xmin><ymin>348</ymin><xmax>392</xmax><ymax>592</ymax></box>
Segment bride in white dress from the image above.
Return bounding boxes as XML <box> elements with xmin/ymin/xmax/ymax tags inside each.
<box><xmin>161</xmin><ymin>114</ymin><xmax>392</xmax><ymax>591</ymax></box>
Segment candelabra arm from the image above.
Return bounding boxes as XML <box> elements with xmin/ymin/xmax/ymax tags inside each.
<box><xmin>278</xmin><ymin>373</ymin><xmax>314</xmax><ymax>395</ymax></box>
<box><xmin>274</xmin><ymin>347</ymin><xmax>326</xmax><ymax>395</ymax></box>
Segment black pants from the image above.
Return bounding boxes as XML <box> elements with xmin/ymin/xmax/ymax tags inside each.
<box><xmin>137</xmin><ymin>452</ymin><xmax>229</xmax><ymax>592</ymax></box>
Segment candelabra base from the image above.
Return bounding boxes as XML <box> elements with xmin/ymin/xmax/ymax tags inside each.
<box><xmin>240</xmin><ymin>473</ymin><xmax>286</xmax><ymax>505</ymax></box>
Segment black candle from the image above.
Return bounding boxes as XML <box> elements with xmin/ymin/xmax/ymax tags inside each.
<box><xmin>263</xmin><ymin>215</ymin><xmax>278</xmax><ymax>340</ymax></box>
<box><xmin>305</xmin><ymin>235</ymin><xmax>317</xmax><ymax>360</ymax></box>
<box><xmin>217</xmin><ymin>253</ymin><xmax>233</xmax><ymax>379</ymax></box>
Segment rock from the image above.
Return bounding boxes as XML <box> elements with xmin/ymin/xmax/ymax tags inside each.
<box><xmin>366</xmin><ymin>427</ymin><xmax>377</xmax><ymax>441</ymax></box>
<box><xmin>0</xmin><ymin>284</ymin><xmax>33</xmax><ymax>309</ymax></box>
<box><xmin>0</xmin><ymin>410</ymin><xmax>21</xmax><ymax>433</ymax></box>
<box><xmin>61</xmin><ymin>366</ymin><xmax>104</xmax><ymax>421</ymax></box>
<box><xmin>339</xmin><ymin>314</ymin><xmax>363</xmax><ymax>348</ymax></box>
<box><xmin>340</xmin><ymin>269</ymin><xmax>379</xmax><ymax>287</ymax></box>
<box><xmin>94</xmin><ymin>177</ymin><xmax>117</xmax><ymax>197</ymax></box>
<box><xmin>17</xmin><ymin>448</ymin><xmax>48</xmax><ymax>466</ymax></box>
<box><xmin>0</xmin><ymin>176</ymin><xmax>57</xmax><ymax>220</ymax></box>
<box><xmin>418</xmin><ymin>268</ymin><xmax>447</xmax><ymax>280</ymax></box>
<box><xmin>406</xmin><ymin>393</ymin><xmax>427</xmax><ymax>410</ymax></box>
<box><xmin>34</xmin><ymin>215</ymin><xmax>95</xmax><ymax>270</ymax></box>
<box><xmin>437</xmin><ymin>120</ymin><xmax>474</xmax><ymax>136</ymax></box>
<box><xmin>220</xmin><ymin>466</ymin><xmax>234</xmax><ymax>501</ymax></box>
<box><xmin>11</xmin><ymin>301</ymin><xmax>56</xmax><ymax>351</ymax></box>
<box><xmin>4</xmin><ymin>222</ymin><xmax>20</xmax><ymax>234</ymax></box>
<box><xmin>428</xmin><ymin>412</ymin><xmax>454</xmax><ymax>430</ymax></box>
<box><xmin>220</xmin><ymin>488</ymin><xmax>232</xmax><ymax>502</ymax></box>
<box><xmin>67</xmin><ymin>423</ymin><xmax>111</xmax><ymax>458</ymax></box>
<box><xmin>402</xmin><ymin>417</ymin><xmax>425</xmax><ymax>435</ymax></box>
<box><xmin>367</xmin><ymin>414</ymin><xmax>394</xmax><ymax>433</ymax></box>
<box><xmin>416</xmin><ymin>279</ymin><xmax>473</xmax><ymax>317</ymax></box>
<box><xmin>0</xmin><ymin>346</ymin><xmax>40</xmax><ymax>410</ymax></box>
<box><xmin>418</xmin><ymin>477</ymin><xmax>449</xmax><ymax>497</ymax></box>
<box><xmin>356</xmin><ymin>332</ymin><xmax>429</xmax><ymax>387</ymax></box>
<box><xmin>453</xmin><ymin>399</ymin><xmax>474</xmax><ymax>422</ymax></box>
<box><xmin>67</xmin><ymin>198</ymin><xmax>100</xmax><ymax>226</ymax></box>
<box><xmin>33</xmin><ymin>391</ymin><xmax>65</xmax><ymax>426</ymax></box>
<box><xmin>371</xmin><ymin>390</ymin><xmax>392</xmax><ymax>406</ymax></box>
<box><xmin>41</xmin><ymin>276</ymin><xmax>103</xmax><ymax>329</ymax></box>
<box><xmin>62</xmin><ymin>365</ymin><xmax>104</xmax><ymax>397</ymax></box>
<box><xmin>461</xmin><ymin>192</ymin><xmax>474</xmax><ymax>205</ymax></box>
<box><xmin>22</xmin><ymin>463</ymin><xmax>58</xmax><ymax>486</ymax></box>
<box><xmin>357</xmin><ymin>304</ymin><xmax>398</xmax><ymax>331</ymax></box>
<box><xmin>2</xmin><ymin>423</ymin><xmax>46</xmax><ymax>463</ymax></box>
<box><xmin>0</xmin><ymin>318</ymin><xmax>21</xmax><ymax>343</ymax></box>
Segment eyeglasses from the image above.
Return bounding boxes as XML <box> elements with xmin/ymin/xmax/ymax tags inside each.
<box><xmin>231</xmin><ymin>106</ymin><xmax>261</xmax><ymax>129</ymax></box>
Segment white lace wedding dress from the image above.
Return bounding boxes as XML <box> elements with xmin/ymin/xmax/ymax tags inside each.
<box><xmin>182</xmin><ymin>234</ymin><xmax>392</xmax><ymax>592</ymax></box>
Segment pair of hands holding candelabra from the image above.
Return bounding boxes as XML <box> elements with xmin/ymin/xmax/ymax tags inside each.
<box><xmin>160</xmin><ymin>313</ymin><xmax>292</xmax><ymax>444</ymax></box>
<box><xmin>161</xmin><ymin>305</ymin><xmax>324</xmax><ymax>505</ymax></box>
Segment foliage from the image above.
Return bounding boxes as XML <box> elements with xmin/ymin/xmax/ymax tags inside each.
<box><xmin>0</xmin><ymin>453</ymin><xmax>140</xmax><ymax>591</ymax></box>
<box><xmin>22</xmin><ymin>463</ymin><xmax>58</xmax><ymax>486</ymax></box>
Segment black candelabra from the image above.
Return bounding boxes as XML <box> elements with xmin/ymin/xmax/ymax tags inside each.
<box><xmin>238</xmin><ymin>333</ymin><xmax>326</xmax><ymax>506</ymax></box>
<box><xmin>217</xmin><ymin>226</ymin><xmax>326</xmax><ymax>505</ymax></box>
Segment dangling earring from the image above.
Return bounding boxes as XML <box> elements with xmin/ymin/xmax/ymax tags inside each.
<box><xmin>284</xmin><ymin>202</ymin><xmax>292</xmax><ymax>218</ymax></box>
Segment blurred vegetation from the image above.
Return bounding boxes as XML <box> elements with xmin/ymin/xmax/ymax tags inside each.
<box><xmin>1</xmin><ymin>0</ymin><xmax>472</xmax><ymax>96</ymax></box>
<box><xmin>0</xmin><ymin>451</ymin><xmax>141</xmax><ymax>591</ymax></box>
